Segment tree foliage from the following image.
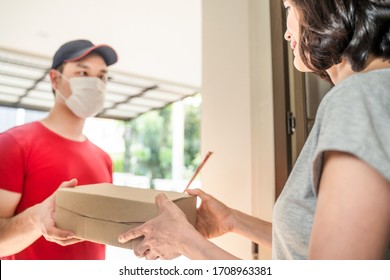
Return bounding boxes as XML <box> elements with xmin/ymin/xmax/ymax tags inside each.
<box><xmin>115</xmin><ymin>94</ymin><xmax>201</xmax><ymax>187</ymax></box>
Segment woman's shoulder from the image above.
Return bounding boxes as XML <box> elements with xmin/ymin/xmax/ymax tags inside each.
<box><xmin>321</xmin><ymin>69</ymin><xmax>390</xmax><ymax>111</ymax></box>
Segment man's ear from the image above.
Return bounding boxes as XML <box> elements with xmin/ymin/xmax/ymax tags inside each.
<box><xmin>49</xmin><ymin>69</ymin><xmax>60</xmax><ymax>92</ymax></box>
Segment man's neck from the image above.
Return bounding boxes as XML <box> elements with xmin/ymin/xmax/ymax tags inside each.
<box><xmin>40</xmin><ymin>105</ymin><xmax>86</xmax><ymax>142</ymax></box>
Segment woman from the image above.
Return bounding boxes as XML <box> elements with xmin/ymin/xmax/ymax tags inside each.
<box><xmin>119</xmin><ymin>0</ymin><xmax>390</xmax><ymax>259</ymax></box>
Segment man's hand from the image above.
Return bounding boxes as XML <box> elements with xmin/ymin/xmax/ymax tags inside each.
<box><xmin>34</xmin><ymin>179</ymin><xmax>83</xmax><ymax>246</ymax></box>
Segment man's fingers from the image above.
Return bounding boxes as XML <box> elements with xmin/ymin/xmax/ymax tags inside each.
<box><xmin>45</xmin><ymin>227</ymin><xmax>75</xmax><ymax>240</ymax></box>
<box><xmin>59</xmin><ymin>178</ymin><xmax>78</xmax><ymax>189</ymax></box>
<box><xmin>42</xmin><ymin>226</ymin><xmax>81</xmax><ymax>246</ymax></box>
<box><xmin>52</xmin><ymin>237</ymin><xmax>83</xmax><ymax>246</ymax></box>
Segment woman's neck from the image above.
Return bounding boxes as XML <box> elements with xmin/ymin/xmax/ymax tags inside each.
<box><xmin>326</xmin><ymin>57</ymin><xmax>390</xmax><ymax>85</ymax></box>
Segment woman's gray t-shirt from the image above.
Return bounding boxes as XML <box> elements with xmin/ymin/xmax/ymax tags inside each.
<box><xmin>272</xmin><ymin>69</ymin><xmax>390</xmax><ymax>259</ymax></box>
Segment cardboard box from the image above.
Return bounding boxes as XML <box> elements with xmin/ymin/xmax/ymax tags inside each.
<box><xmin>54</xmin><ymin>183</ymin><xmax>196</xmax><ymax>249</ymax></box>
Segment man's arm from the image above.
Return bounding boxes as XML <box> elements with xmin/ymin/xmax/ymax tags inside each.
<box><xmin>0</xmin><ymin>179</ymin><xmax>81</xmax><ymax>257</ymax></box>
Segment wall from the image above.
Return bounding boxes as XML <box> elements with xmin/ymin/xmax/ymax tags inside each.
<box><xmin>201</xmin><ymin>0</ymin><xmax>275</xmax><ymax>259</ymax></box>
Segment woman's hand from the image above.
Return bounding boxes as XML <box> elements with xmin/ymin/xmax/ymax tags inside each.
<box><xmin>118</xmin><ymin>193</ymin><xmax>195</xmax><ymax>260</ymax></box>
<box><xmin>186</xmin><ymin>188</ymin><xmax>235</xmax><ymax>239</ymax></box>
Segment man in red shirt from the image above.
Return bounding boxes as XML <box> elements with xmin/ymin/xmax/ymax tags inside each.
<box><xmin>0</xmin><ymin>40</ymin><xmax>118</xmax><ymax>259</ymax></box>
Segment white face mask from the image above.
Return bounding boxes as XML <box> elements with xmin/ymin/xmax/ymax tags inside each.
<box><xmin>57</xmin><ymin>75</ymin><xmax>107</xmax><ymax>119</ymax></box>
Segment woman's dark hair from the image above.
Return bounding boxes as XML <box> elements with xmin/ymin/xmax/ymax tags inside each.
<box><xmin>290</xmin><ymin>0</ymin><xmax>390</xmax><ymax>80</ymax></box>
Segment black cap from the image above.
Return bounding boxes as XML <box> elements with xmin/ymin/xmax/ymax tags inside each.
<box><xmin>51</xmin><ymin>39</ymin><xmax>118</xmax><ymax>69</ymax></box>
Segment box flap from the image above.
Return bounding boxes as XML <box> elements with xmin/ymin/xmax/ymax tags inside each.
<box><xmin>56</xmin><ymin>183</ymin><xmax>196</xmax><ymax>224</ymax></box>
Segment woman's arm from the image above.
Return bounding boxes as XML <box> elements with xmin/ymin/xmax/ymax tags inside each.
<box><xmin>187</xmin><ymin>188</ymin><xmax>272</xmax><ymax>250</ymax></box>
<box><xmin>119</xmin><ymin>189</ymin><xmax>272</xmax><ymax>259</ymax></box>
<box><xmin>230</xmin><ymin>209</ymin><xmax>272</xmax><ymax>250</ymax></box>
<box><xmin>309</xmin><ymin>151</ymin><xmax>390</xmax><ymax>259</ymax></box>
<box><xmin>118</xmin><ymin>192</ymin><xmax>239</xmax><ymax>259</ymax></box>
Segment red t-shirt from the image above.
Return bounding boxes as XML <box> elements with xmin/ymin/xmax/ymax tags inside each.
<box><xmin>0</xmin><ymin>121</ymin><xmax>113</xmax><ymax>259</ymax></box>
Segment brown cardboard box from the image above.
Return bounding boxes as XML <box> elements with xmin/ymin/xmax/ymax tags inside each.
<box><xmin>54</xmin><ymin>183</ymin><xmax>196</xmax><ymax>249</ymax></box>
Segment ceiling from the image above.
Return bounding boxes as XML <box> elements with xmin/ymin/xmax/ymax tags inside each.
<box><xmin>0</xmin><ymin>0</ymin><xmax>201</xmax><ymax>120</ymax></box>
<box><xmin>0</xmin><ymin>47</ymin><xmax>199</xmax><ymax>120</ymax></box>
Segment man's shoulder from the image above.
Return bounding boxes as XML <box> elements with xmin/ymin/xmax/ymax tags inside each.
<box><xmin>0</xmin><ymin>123</ymin><xmax>41</xmax><ymax>156</ymax></box>
<box><xmin>0</xmin><ymin>121</ymin><xmax>41</xmax><ymax>142</ymax></box>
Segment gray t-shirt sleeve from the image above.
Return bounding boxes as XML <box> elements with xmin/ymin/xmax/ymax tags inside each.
<box><xmin>312</xmin><ymin>77</ymin><xmax>390</xmax><ymax>194</ymax></box>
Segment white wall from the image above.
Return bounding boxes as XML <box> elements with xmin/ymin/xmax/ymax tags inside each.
<box><xmin>201</xmin><ymin>0</ymin><xmax>275</xmax><ymax>259</ymax></box>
